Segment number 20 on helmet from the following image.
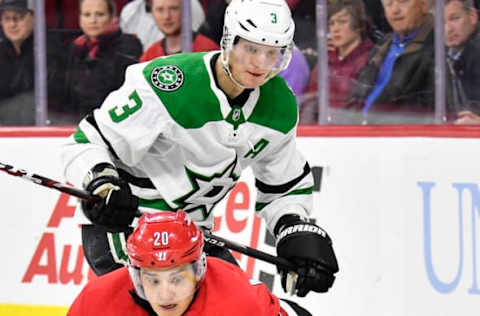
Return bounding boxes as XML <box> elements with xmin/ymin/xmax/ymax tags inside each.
<box><xmin>127</xmin><ymin>210</ymin><xmax>207</xmax><ymax>300</ymax></box>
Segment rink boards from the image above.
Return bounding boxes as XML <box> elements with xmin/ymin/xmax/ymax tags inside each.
<box><xmin>0</xmin><ymin>126</ymin><xmax>479</xmax><ymax>316</ymax></box>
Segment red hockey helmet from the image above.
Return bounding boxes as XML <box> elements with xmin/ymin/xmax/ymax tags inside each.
<box><xmin>127</xmin><ymin>211</ymin><xmax>207</xmax><ymax>301</ymax></box>
<box><xmin>127</xmin><ymin>210</ymin><xmax>204</xmax><ymax>268</ymax></box>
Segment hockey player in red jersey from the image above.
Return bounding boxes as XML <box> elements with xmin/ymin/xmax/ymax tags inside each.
<box><xmin>68</xmin><ymin>210</ymin><xmax>312</xmax><ymax>316</ymax></box>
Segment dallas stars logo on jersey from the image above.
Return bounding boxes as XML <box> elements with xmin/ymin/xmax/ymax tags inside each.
<box><xmin>151</xmin><ymin>65</ymin><xmax>184</xmax><ymax>91</ymax></box>
<box><xmin>174</xmin><ymin>157</ymin><xmax>240</xmax><ymax>219</ymax></box>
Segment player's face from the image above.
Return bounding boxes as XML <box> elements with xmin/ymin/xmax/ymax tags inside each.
<box><xmin>141</xmin><ymin>264</ymin><xmax>197</xmax><ymax>316</ymax></box>
<box><xmin>228</xmin><ymin>38</ymin><xmax>284</xmax><ymax>88</ymax></box>
<box><xmin>0</xmin><ymin>9</ymin><xmax>33</xmax><ymax>46</ymax></box>
<box><xmin>444</xmin><ymin>0</ymin><xmax>478</xmax><ymax>48</ymax></box>
<box><xmin>152</xmin><ymin>0</ymin><xmax>182</xmax><ymax>36</ymax></box>
<box><xmin>328</xmin><ymin>9</ymin><xmax>361</xmax><ymax>53</ymax></box>
<box><xmin>79</xmin><ymin>0</ymin><xmax>113</xmax><ymax>40</ymax></box>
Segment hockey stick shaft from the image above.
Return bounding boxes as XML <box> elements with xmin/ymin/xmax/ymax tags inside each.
<box><xmin>0</xmin><ymin>161</ymin><xmax>295</xmax><ymax>270</ymax></box>
<box><xmin>203</xmin><ymin>232</ymin><xmax>296</xmax><ymax>270</ymax></box>
<box><xmin>0</xmin><ymin>161</ymin><xmax>100</xmax><ymax>202</ymax></box>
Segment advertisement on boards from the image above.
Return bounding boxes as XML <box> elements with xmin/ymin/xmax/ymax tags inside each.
<box><xmin>0</xmin><ymin>129</ymin><xmax>479</xmax><ymax>316</ymax></box>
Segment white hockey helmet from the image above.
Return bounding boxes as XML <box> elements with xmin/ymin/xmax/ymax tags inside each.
<box><xmin>220</xmin><ymin>0</ymin><xmax>295</xmax><ymax>86</ymax></box>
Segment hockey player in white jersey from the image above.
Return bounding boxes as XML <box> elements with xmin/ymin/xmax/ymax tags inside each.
<box><xmin>62</xmin><ymin>0</ymin><xmax>338</xmax><ymax>297</ymax></box>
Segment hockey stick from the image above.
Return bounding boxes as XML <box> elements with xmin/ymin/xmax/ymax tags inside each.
<box><xmin>0</xmin><ymin>161</ymin><xmax>101</xmax><ymax>202</ymax></box>
<box><xmin>0</xmin><ymin>161</ymin><xmax>296</xmax><ymax>271</ymax></box>
<box><xmin>202</xmin><ymin>232</ymin><xmax>295</xmax><ymax>270</ymax></box>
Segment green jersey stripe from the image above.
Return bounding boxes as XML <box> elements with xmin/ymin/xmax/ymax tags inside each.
<box><xmin>73</xmin><ymin>127</ymin><xmax>90</xmax><ymax>144</ymax></box>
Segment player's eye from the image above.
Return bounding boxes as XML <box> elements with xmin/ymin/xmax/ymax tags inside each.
<box><xmin>246</xmin><ymin>45</ymin><xmax>259</xmax><ymax>54</ymax></box>
<box><xmin>169</xmin><ymin>275</ymin><xmax>184</xmax><ymax>285</ymax></box>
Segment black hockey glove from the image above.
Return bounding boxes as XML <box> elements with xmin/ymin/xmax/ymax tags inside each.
<box><xmin>81</xmin><ymin>175</ymin><xmax>138</xmax><ymax>227</ymax></box>
<box><xmin>275</xmin><ymin>215</ymin><xmax>339</xmax><ymax>297</ymax></box>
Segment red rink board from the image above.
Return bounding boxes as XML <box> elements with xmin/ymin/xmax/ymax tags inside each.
<box><xmin>0</xmin><ymin>125</ymin><xmax>480</xmax><ymax>138</ymax></box>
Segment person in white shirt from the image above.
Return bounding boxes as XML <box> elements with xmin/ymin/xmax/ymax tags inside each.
<box><xmin>120</xmin><ymin>0</ymin><xmax>205</xmax><ymax>49</ymax></box>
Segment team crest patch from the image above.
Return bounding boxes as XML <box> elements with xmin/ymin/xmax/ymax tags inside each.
<box><xmin>151</xmin><ymin>65</ymin><xmax>184</xmax><ymax>91</ymax></box>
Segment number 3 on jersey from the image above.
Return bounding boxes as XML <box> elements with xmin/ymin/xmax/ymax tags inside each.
<box><xmin>108</xmin><ymin>90</ymin><xmax>143</xmax><ymax>123</ymax></box>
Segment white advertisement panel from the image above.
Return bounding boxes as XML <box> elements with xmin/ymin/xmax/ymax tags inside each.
<box><xmin>298</xmin><ymin>137</ymin><xmax>480</xmax><ymax>316</ymax></box>
<box><xmin>0</xmin><ymin>132</ymin><xmax>479</xmax><ymax>316</ymax></box>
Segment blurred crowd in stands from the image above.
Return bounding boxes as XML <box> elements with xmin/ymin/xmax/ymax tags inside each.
<box><xmin>1</xmin><ymin>0</ymin><xmax>480</xmax><ymax>126</ymax></box>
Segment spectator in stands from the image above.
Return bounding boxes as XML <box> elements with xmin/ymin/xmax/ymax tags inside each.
<box><xmin>0</xmin><ymin>0</ymin><xmax>64</xmax><ymax>125</ymax></box>
<box><xmin>0</xmin><ymin>0</ymin><xmax>35</xmax><ymax>125</ymax></box>
<box><xmin>120</xmin><ymin>0</ymin><xmax>205</xmax><ymax>50</ymax></box>
<box><xmin>45</xmin><ymin>0</ymin><xmax>130</xmax><ymax>30</ymax></box>
<box><xmin>44</xmin><ymin>0</ymin><xmax>132</xmax><ymax>47</ymax></box>
<box><xmin>140</xmin><ymin>0</ymin><xmax>218</xmax><ymax>61</ymax></box>
<box><xmin>299</xmin><ymin>0</ymin><xmax>373</xmax><ymax>124</ymax></box>
<box><xmin>61</xmin><ymin>0</ymin><xmax>142</xmax><ymax>123</ymax></box>
<box><xmin>348</xmin><ymin>0</ymin><xmax>435</xmax><ymax>124</ymax></box>
<box><xmin>444</xmin><ymin>0</ymin><xmax>480</xmax><ymax>125</ymax></box>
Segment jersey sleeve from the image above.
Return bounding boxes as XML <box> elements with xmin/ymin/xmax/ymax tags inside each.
<box><xmin>61</xmin><ymin>61</ymin><xmax>173</xmax><ymax>188</ymax></box>
<box><xmin>251</xmin><ymin>128</ymin><xmax>314</xmax><ymax>234</ymax></box>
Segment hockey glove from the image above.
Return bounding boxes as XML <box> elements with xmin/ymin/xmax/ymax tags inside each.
<box><xmin>82</xmin><ymin>172</ymin><xmax>138</xmax><ymax>227</ymax></box>
<box><xmin>275</xmin><ymin>215</ymin><xmax>339</xmax><ymax>297</ymax></box>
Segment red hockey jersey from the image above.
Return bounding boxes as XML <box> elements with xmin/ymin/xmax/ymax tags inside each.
<box><xmin>68</xmin><ymin>257</ymin><xmax>287</xmax><ymax>316</ymax></box>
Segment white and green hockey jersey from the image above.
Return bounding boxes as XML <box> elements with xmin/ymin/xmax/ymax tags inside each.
<box><xmin>62</xmin><ymin>51</ymin><xmax>314</xmax><ymax>232</ymax></box>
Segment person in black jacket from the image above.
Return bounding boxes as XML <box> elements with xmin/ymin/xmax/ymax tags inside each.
<box><xmin>61</xmin><ymin>0</ymin><xmax>142</xmax><ymax>123</ymax></box>
<box><xmin>0</xmin><ymin>0</ymin><xmax>66</xmax><ymax>126</ymax></box>
<box><xmin>348</xmin><ymin>0</ymin><xmax>435</xmax><ymax>124</ymax></box>
<box><xmin>0</xmin><ymin>0</ymin><xmax>36</xmax><ymax>125</ymax></box>
<box><xmin>444</xmin><ymin>0</ymin><xmax>480</xmax><ymax>124</ymax></box>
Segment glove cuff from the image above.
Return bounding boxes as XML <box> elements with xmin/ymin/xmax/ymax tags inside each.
<box><xmin>83</xmin><ymin>163</ymin><xmax>119</xmax><ymax>189</ymax></box>
<box><xmin>274</xmin><ymin>214</ymin><xmax>305</xmax><ymax>237</ymax></box>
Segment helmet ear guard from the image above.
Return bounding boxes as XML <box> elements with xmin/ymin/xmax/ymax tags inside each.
<box><xmin>193</xmin><ymin>252</ymin><xmax>207</xmax><ymax>282</ymax></box>
<box><xmin>128</xmin><ymin>265</ymin><xmax>146</xmax><ymax>299</ymax></box>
